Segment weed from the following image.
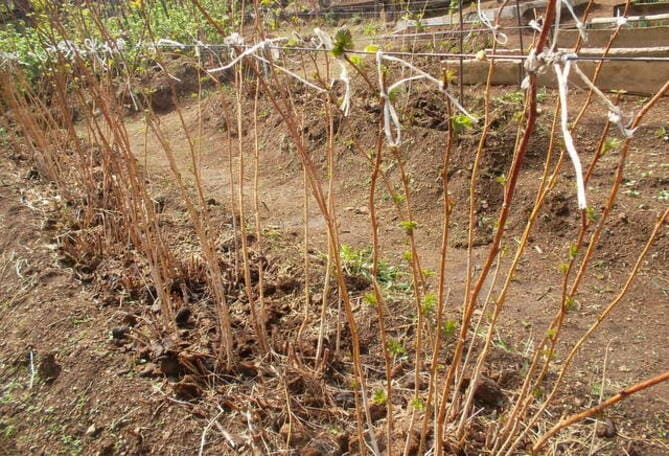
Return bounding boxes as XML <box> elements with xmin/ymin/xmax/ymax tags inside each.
<box><xmin>399</xmin><ymin>220</ymin><xmax>417</xmax><ymax>235</ymax></box>
<box><xmin>421</xmin><ymin>293</ymin><xmax>437</xmax><ymax>315</ymax></box>
<box><xmin>339</xmin><ymin>244</ymin><xmax>399</xmax><ymax>287</ymax></box>
<box><xmin>452</xmin><ymin>113</ymin><xmax>475</xmax><ymax>135</ymax></box>
<box><xmin>332</xmin><ymin>28</ymin><xmax>353</xmax><ymax>58</ymax></box>
<box><xmin>363</xmin><ymin>292</ymin><xmax>377</xmax><ymax>306</ymax></box>
<box><xmin>443</xmin><ymin>320</ymin><xmax>457</xmax><ymax>339</ymax></box>
<box><xmin>410</xmin><ymin>396</ymin><xmax>426</xmax><ymax>411</ymax></box>
<box><xmin>602</xmin><ymin>137</ymin><xmax>622</xmax><ymax>154</ymax></box>
<box><xmin>372</xmin><ymin>389</ymin><xmax>387</xmax><ymax>405</ymax></box>
<box><xmin>60</xmin><ymin>434</ymin><xmax>82</xmax><ymax>456</ymax></box>
<box><xmin>495</xmin><ymin>90</ymin><xmax>524</xmax><ymax>106</ymax></box>
<box><xmin>0</xmin><ymin>420</ymin><xmax>16</xmax><ymax>439</ymax></box>
<box><xmin>387</xmin><ymin>339</ymin><xmax>406</xmax><ymax>356</ymax></box>
<box><xmin>362</xmin><ymin>24</ymin><xmax>377</xmax><ymax>37</ymax></box>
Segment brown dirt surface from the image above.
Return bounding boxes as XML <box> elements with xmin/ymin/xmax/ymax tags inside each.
<box><xmin>2</xmin><ymin>52</ymin><xmax>668</xmax><ymax>456</ymax></box>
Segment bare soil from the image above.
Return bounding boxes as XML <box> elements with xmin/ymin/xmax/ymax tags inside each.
<box><xmin>1</xmin><ymin>59</ymin><xmax>668</xmax><ymax>455</ymax></box>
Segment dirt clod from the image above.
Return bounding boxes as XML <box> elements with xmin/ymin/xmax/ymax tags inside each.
<box><xmin>473</xmin><ymin>376</ymin><xmax>505</xmax><ymax>408</ymax></box>
<box><xmin>172</xmin><ymin>375</ymin><xmax>202</xmax><ymax>400</ymax></box>
<box><xmin>277</xmin><ymin>276</ymin><xmax>301</xmax><ymax>294</ymax></box>
<box><xmin>174</xmin><ymin>307</ymin><xmax>191</xmax><ymax>328</ymax></box>
<box><xmin>121</xmin><ymin>313</ymin><xmax>138</xmax><ymax>327</ymax></box>
<box><xmin>334</xmin><ymin>391</ymin><xmax>355</xmax><ymax>408</ymax></box>
<box><xmin>138</xmin><ymin>362</ymin><xmax>158</xmax><ymax>378</ymax></box>
<box><xmin>596</xmin><ymin>419</ymin><xmax>617</xmax><ymax>438</ymax></box>
<box><xmin>37</xmin><ymin>352</ymin><xmax>61</xmax><ymax>383</ymax></box>
<box><xmin>111</xmin><ymin>325</ymin><xmax>130</xmax><ymax>340</ymax></box>
<box><xmin>159</xmin><ymin>352</ymin><xmax>183</xmax><ymax>378</ymax></box>
<box><xmin>369</xmin><ymin>403</ymin><xmax>386</xmax><ymax>422</ymax></box>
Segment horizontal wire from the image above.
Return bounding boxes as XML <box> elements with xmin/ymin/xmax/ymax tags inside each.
<box><xmin>148</xmin><ymin>41</ymin><xmax>669</xmax><ymax>63</ymax></box>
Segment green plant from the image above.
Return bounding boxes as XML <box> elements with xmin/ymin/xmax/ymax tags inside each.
<box><xmin>410</xmin><ymin>396</ymin><xmax>425</xmax><ymax>411</ymax></box>
<box><xmin>372</xmin><ymin>388</ymin><xmax>387</xmax><ymax>405</ymax></box>
<box><xmin>421</xmin><ymin>293</ymin><xmax>437</xmax><ymax>315</ymax></box>
<box><xmin>452</xmin><ymin>114</ymin><xmax>476</xmax><ymax>135</ymax></box>
<box><xmin>332</xmin><ymin>27</ymin><xmax>354</xmax><ymax>57</ymax></box>
<box><xmin>495</xmin><ymin>90</ymin><xmax>524</xmax><ymax>106</ymax></box>
<box><xmin>387</xmin><ymin>339</ymin><xmax>406</xmax><ymax>356</ymax></box>
<box><xmin>399</xmin><ymin>220</ymin><xmax>417</xmax><ymax>235</ymax></box>
<box><xmin>363</xmin><ymin>23</ymin><xmax>377</xmax><ymax>37</ymax></box>
<box><xmin>0</xmin><ymin>420</ymin><xmax>16</xmax><ymax>439</ymax></box>
<box><xmin>442</xmin><ymin>320</ymin><xmax>457</xmax><ymax>338</ymax></box>
<box><xmin>60</xmin><ymin>434</ymin><xmax>82</xmax><ymax>456</ymax></box>
<box><xmin>602</xmin><ymin>137</ymin><xmax>622</xmax><ymax>154</ymax></box>
<box><xmin>339</xmin><ymin>244</ymin><xmax>399</xmax><ymax>287</ymax></box>
<box><xmin>324</xmin><ymin>11</ymin><xmax>336</xmax><ymax>26</ymax></box>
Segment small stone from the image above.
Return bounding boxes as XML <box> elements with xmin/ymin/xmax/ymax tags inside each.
<box><xmin>354</xmin><ymin>206</ymin><xmax>369</xmax><ymax>215</ymax></box>
<box><xmin>86</xmin><ymin>424</ymin><xmax>101</xmax><ymax>437</ymax></box>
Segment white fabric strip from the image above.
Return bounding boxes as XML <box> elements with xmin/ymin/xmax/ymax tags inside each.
<box><xmin>252</xmin><ymin>54</ymin><xmax>328</xmax><ymax>93</ymax></box>
<box><xmin>207</xmin><ymin>37</ymin><xmax>285</xmax><ymax>74</ymax></box>
<box><xmin>554</xmin><ymin>56</ymin><xmax>588</xmax><ymax>209</ymax></box>
<box><xmin>477</xmin><ymin>0</ymin><xmax>508</xmax><ymax>45</ymax></box>
<box><xmin>313</xmin><ymin>28</ymin><xmax>351</xmax><ymax>116</ymax></box>
<box><xmin>376</xmin><ymin>50</ymin><xmax>477</xmax><ymax>147</ymax></box>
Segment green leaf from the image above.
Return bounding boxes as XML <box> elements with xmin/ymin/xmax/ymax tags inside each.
<box><xmin>410</xmin><ymin>396</ymin><xmax>425</xmax><ymax>411</ymax></box>
<box><xmin>443</xmin><ymin>320</ymin><xmax>457</xmax><ymax>338</ymax></box>
<box><xmin>421</xmin><ymin>293</ymin><xmax>437</xmax><ymax>315</ymax></box>
<box><xmin>348</xmin><ymin>55</ymin><xmax>363</xmax><ymax>66</ymax></box>
<box><xmin>399</xmin><ymin>220</ymin><xmax>418</xmax><ymax>235</ymax></box>
<box><xmin>387</xmin><ymin>339</ymin><xmax>406</xmax><ymax>356</ymax></box>
<box><xmin>372</xmin><ymin>389</ymin><xmax>387</xmax><ymax>405</ymax></box>
<box><xmin>602</xmin><ymin>137</ymin><xmax>621</xmax><ymax>155</ymax></box>
<box><xmin>332</xmin><ymin>27</ymin><xmax>353</xmax><ymax>58</ymax></box>
<box><xmin>363</xmin><ymin>293</ymin><xmax>377</xmax><ymax>306</ymax></box>
<box><xmin>452</xmin><ymin>113</ymin><xmax>476</xmax><ymax>134</ymax></box>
